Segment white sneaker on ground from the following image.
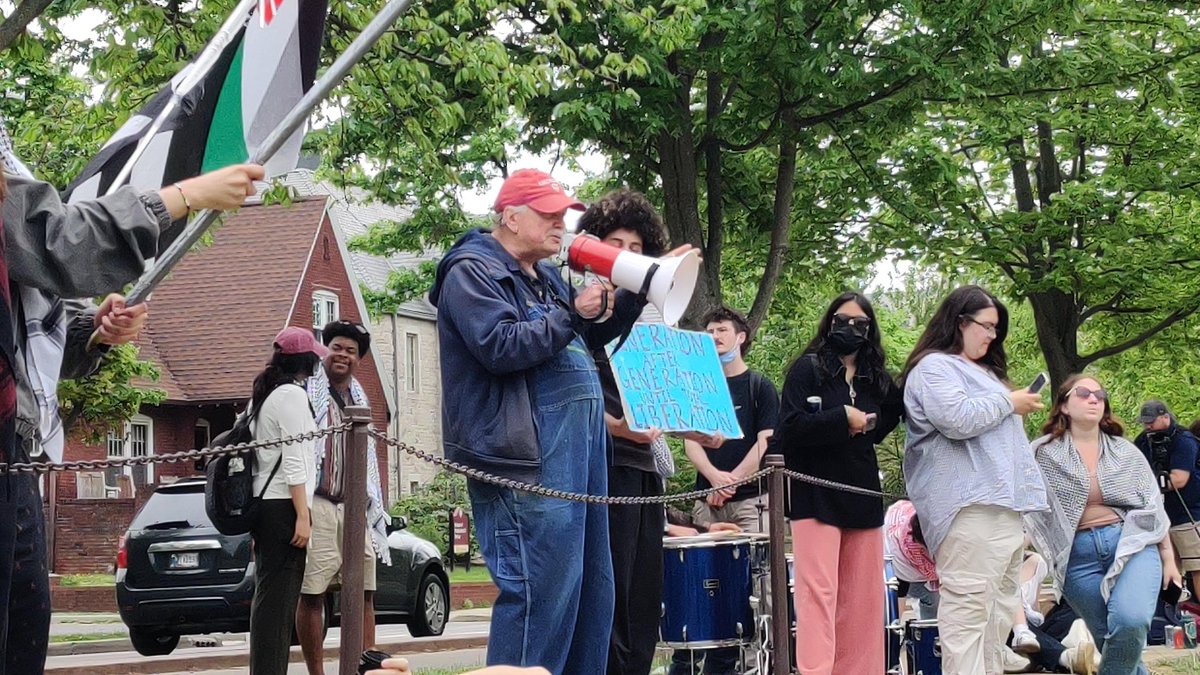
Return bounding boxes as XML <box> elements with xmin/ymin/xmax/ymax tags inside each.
<box><xmin>1011</xmin><ymin>625</ymin><xmax>1041</xmax><ymax>654</ymax></box>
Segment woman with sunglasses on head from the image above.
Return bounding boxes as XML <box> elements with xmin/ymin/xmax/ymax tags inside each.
<box><xmin>776</xmin><ymin>291</ymin><xmax>903</xmax><ymax>674</ymax></box>
<box><xmin>901</xmin><ymin>285</ymin><xmax>1048</xmax><ymax>675</ymax></box>
<box><xmin>1026</xmin><ymin>375</ymin><xmax>1178</xmax><ymax>675</ymax></box>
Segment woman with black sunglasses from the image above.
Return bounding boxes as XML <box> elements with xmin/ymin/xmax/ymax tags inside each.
<box><xmin>775</xmin><ymin>291</ymin><xmax>903</xmax><ymax>674</ymax></box>
<box><xmin>1026</xmin><ymin>375</ymin><xmax>1178</xmax><ymax>675</ymax></box>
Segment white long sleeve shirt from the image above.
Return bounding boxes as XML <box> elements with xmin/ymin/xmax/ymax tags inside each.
<box><xmin>251</xmin><ymin>383</ymin><xmax>317</xmax><ymax>504</ymax></box>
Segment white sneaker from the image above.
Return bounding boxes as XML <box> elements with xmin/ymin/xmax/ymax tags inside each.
<box><xmin>1062</xmin><ymin>641</ymin><xmax>1097</xmax><ymax>674</ymax></box>
<box><xmin>1011</xmin><ymin>625</ymin><xmax>1041</xmax><ymax>654</ymax></box>
<box><xmin>1024</xmin><ymin>602</ymin><xmax>1045</xmax><ymax>627</ymax></box>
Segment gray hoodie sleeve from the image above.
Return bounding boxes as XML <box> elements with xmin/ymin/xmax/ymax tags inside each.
<box><xmin>60</xmin><ymin>299</ymin><xmax>109</xmax><ymax>380</ymax></box>
<box><xmin>2</xmin><ymin>173</ymin><xmax>174</xmax><ymax>297</ymax></box>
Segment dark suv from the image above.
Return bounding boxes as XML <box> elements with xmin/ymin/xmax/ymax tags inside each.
<box><xmin>115</xmin><ymin>477</ymin><xmax>450</xmax><ymax>656</ymax></box>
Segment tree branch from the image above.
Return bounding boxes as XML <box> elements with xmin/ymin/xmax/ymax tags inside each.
<box><xmin>0</xmin><ymin>0</ymin><xmax>54</xmax><ymax>53</ymax></box>
<box><xmin>747</xmin><ymin>124</ymin><xmax>797</xmax><ymax>334</ymax></box>
<box><xmin>1080</xmin><ymin>306</ymin><xmax>1200</xmax><ymax>365</ymax></box>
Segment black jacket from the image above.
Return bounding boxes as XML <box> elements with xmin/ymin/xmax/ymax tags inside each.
<box><xmin>774</xmin><ymin>350</ymin><xmax>903</xmax><ymax>529</ymax></box>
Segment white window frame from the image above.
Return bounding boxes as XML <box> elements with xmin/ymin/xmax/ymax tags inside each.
<box><xmin>312</xmin><ymin>290</ymin><xmax>340</xmax><ymax>333</ymax></box>
<box><xmin>194</xmin><ymin>418</ymin><xmax>211</xmax><ymax>450</ymax></box>
<box><xmin>405</xmin><ymin>332</ymin><xmax>419</xmax><ymax>393</ymax></box>
<box><xmin>105</xmin><ymin>415</ymin><xmax>154</xmax><ymax>495</ymax></box>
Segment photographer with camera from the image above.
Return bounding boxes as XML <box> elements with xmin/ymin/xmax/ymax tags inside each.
<box><xmin>1135</xmin><ymin>399</ymin><xmax>1200</xmax><ymax>612</ymax></box>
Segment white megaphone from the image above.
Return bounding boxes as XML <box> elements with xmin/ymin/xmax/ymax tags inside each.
<box><xmin>562</xmin><ymin>233</ymin><xmax>701</xmax><ymax>326</ymax></box>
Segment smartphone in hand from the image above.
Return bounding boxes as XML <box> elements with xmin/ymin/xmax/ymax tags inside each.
<box><xmin>1028</xmin><ymin>372</ymin><xmax>1048</xmax><ymax>394</ymax></box>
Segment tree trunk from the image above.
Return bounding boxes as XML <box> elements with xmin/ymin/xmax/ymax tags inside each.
<box><xmin>657</xmin><ymin>128</ymin><xmax>715</xmax><ymax>327</ymax></box>
<box><xmin>1027</xmin><ymin>289</ymin><xmax>1083</xmax><ymax>391</ymax></box>
<box><xmin>747</xmin><ymin>128</ymin><xmax>797</xmax><ymax>335</ymax></box>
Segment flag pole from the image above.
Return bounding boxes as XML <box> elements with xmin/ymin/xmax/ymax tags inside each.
<box><xmin>124</xmin><ymin>0</ymin><xmax>417</xmax><ymax>308</ymax></box>
<box><xmin>102</xmin><ymin>0</ymin><xmax>258</xmax><ymax>196</ymax></box>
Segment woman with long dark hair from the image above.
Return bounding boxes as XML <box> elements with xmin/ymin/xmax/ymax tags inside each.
<box><xmin>901</xmin><ymin>285</ymin><xmax>1048</xmax><ymax>675</ymax></box>
<box><xmin>1027</xmin><ymin>375</ymin><xmax>1178</xmax><ymax>675</ymax></box>
<box><xmin>775</xmin><ymin>290</ymin><xmax>903</xmax><ymax>674</ymax></box>
<box><xmin>247</xmin><ymin>327</ymin><xmax>324</xmax><ymax>675</ymax></box>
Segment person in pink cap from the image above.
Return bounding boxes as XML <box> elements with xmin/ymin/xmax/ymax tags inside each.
<box><xmin>429</xmin><ymin>169</ymin><xmax>650</xmax><ymax>674</ymax></box>
<box><xmin>246</xmin><ymin>326</ymin><xmax>328</xmax><ymax>675</ymax></box>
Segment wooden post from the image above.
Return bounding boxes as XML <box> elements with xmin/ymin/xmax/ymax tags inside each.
<box><xmin>765</xmin><ymin>455</ymin><xmax>790</xmax><ymax>675</ymax></box>
<box><xmin>339</xmin><ymin>405</ymin><xmax>371</xmax><ymax>675</ymax></box>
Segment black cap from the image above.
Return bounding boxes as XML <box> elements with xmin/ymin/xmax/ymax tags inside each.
<box><xmin>1139</xmin><ymin>399</ymin><xmax>1170</xmax><ymax>424</ymax></box>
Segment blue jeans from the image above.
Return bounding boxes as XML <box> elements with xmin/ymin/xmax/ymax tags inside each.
<box><xmin>469</xmin><ymin>336</ymin><xmax>613</xmax><ymax>675</ymax></box>
<box><xmin>0</xmin><ymin>443</ymin><xmax>50</xmax><ymax>675</ymax></box>
<box><xmin>1063</xmin><ymin>524</ymin><xmax>1160</xmax><ymax>675</ymax></box>
<box><xmin>907</xmin><ymin>581</ymin><xmax>940</xmax><ymax>620</ymax></box>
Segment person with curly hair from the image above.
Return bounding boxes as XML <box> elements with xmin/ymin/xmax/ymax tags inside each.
<box><xmin>577</xmin><ymin>188</ymin><xmax>669</xmax><ymax>675</ymax></box>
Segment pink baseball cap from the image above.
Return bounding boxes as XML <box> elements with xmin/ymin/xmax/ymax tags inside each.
<box><xmin>274</xmin><ymin>326</ymin><xmax>329</xmax><ymax>358</ymax></box>
<box><xmin>493</xmin><ymin>169</ymin><xmax>586</xmax><ymax>214</ymax></box>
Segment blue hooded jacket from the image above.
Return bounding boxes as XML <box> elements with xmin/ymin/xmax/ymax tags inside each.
<box><xmin>429</xmin><ymin>229</ymin><xmax>644</xmax><ymax>483</ymax></box>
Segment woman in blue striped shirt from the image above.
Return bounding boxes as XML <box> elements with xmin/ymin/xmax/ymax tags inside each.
<box><xmin>900</xmin><ymin>286</ymin><xmax>1048</xmax><ymax>675</ymax></box>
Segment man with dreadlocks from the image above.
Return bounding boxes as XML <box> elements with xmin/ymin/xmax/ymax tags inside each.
<box><xmin>0</xmin><ymin>113</ymin><xmax>262</xmax><ymax>674</ymax></box>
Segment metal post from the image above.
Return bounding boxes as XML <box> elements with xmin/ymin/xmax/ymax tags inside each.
<box><xmin>765</xmin><ymin>455</ymin><xmax>790</xmax><ymax>675</ymax></box>
<box><xmin>339</xmin><ymin>405</ymin><xmax>371</xmax><ymax>675</ymax></box>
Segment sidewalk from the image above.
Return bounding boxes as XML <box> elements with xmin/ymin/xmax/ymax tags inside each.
<box><xmin>47</xmin><ymin>607</ymin><xmax>493</xmax><ymax>657</ymax></box>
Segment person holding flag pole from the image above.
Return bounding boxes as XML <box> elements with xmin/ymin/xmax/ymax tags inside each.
<box><xmin>0</xmin><ymin>0</ymin><xmax>421</xmax><ymax>670</ymax></box>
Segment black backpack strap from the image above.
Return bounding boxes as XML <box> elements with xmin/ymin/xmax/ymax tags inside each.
<box><xmin>256</xmin><ymin>455</ymin><xmax>283</xmax><ymax>500</ymax></box>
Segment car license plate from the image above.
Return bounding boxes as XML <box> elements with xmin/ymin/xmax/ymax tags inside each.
<box><xmin>169</xmin><ymin>552</ymin><xmax>199</xmax><ymax>569</ymax></box>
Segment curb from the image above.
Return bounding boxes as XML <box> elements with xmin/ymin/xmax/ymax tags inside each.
<box><xmin>45</xmin><ymin>634</ymin><xmax>489</xmax><ymax>674</ymax></box>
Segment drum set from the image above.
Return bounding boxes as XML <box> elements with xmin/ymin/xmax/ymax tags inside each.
<box><xmin>661</xmin><ymin>534</ymin><xmax>942</xmax><ymax>675</ymax></box>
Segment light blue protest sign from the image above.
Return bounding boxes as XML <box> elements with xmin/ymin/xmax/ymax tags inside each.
<box><xmin>608</xmin><ymin>324</ymin><xmax>743</xmax><ymax>439</ymax></box>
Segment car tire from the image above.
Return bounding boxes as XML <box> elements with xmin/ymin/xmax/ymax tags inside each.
<box><xmin>407</xmin><ymin>573</ymin><xmax>448</xmax><ymax>637</ymax></box>
<box><xmin>129</xmin><ymin>629</ymin><xmax>180</xmax><ymax>656</ymax></box>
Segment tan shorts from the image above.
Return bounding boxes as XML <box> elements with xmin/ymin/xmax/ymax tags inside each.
<box><xmin>302</xmin><ymin>495</ymin><xmax>378</xmax><ymax>595</ymax></box>
<box><xmin>1170</xmin><ymin>524</ymin><xmax>1200</xmax><ymax>573</ymax></box>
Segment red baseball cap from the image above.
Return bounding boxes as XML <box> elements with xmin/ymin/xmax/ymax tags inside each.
<box><xmin>274</xmin><ymin>326</ymin><xmax>330</xmax><ymax>358</ymax></box>
<box><xmin>493</xmin><ymin>169</ymin><xmax>586</xmax><ymax>214</ymax></box>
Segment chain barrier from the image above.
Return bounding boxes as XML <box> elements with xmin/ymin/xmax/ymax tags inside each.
<box><xmin>0</xmin><ymin>422</ymin><xmax>352</xmax><ymax>474</ymax></box>
<box><xmin>0</xmin><ymin>420</ymin><xmax>906</xmax><ymax>504</ymax></box>
<box><xmin>370</xmin><ymin>429</ymin><xmax>907</xmax><ymax>505</ymax></box>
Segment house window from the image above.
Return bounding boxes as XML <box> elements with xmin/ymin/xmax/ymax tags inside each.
<box><xmin>105</xmin><ymin>416</ymin><xmax>154</xmax><ymax>496</ymax></box>
<box><xmin>194</xmin><ymin>419</ymin><xmax>211</xmax><ymax>450</ymax></box>
<box><xmin>405</xmin><ymin>333</ymin><xmax>419</xmax><ymax>393</ymax></box>
<box><xmin>312</xmin><ymin>291</ymin><xmax>339</xmax><ymax>335</ymax></box>
<box><xmin>410</xmin><ymin>480</ymin><xmax>420</xmax><ymax>494</ymax></box>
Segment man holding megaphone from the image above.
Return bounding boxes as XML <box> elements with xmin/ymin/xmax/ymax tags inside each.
<box><xmin>429</xmin><ymin>169</ymin><xmax>658</xmax><ymax>675</ymax></box>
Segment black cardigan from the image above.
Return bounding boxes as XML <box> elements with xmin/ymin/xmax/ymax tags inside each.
<box><xmin>774</xmin><ymin>350</ymin><xmax>903</xmax><ymax>529</ymax></box>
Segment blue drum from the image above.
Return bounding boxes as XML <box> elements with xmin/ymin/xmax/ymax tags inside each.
<box><xmin>884</xmin><ymin>555</ymin><xmax>902</xmax><ymax>673</ymax></box>
<box><xmin>661</xmin><ymin>534</ymin><xmax>755</xmax><ymax>648</ymax></box>
<box><xmin>905</xmin><ymin>619</ymin><xmax>942</xmax><ymax>675</ymax></box>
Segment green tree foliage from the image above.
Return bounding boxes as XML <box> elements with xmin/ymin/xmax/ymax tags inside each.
<box><xmin>58</xmin><ymin>344</ymin><xmax>166</xmax><ymax>443</ymax></box>
<box><xmin>869</xmin><ymin>1</ymin><xmax>1200</xmax><ymax>390</ymax></box>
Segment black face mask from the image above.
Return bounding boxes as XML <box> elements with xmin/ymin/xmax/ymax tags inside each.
<box><xmin>827</xmin><ymin>325</ymin><xmax>869</xmax><ymax>354</ymax></box>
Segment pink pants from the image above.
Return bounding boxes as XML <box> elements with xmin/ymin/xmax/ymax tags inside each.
<box><xmin>791</xmin><ymin>518</ymin><xmax>883</xmax><ymax>675</ymax></box>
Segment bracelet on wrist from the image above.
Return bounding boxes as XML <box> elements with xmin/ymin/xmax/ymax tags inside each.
<box><xmin>173</xmin><ymin>182</ymin><xmax>192</xmax><ymax>215</ymax></box>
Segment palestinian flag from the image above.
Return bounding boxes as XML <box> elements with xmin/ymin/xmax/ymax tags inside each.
<box><xmin>66</xmin><ymin>0</ymin><xmax>327</xmax><ymax>202</ymax></box>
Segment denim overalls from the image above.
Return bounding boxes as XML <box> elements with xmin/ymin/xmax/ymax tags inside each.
<box><xmin>468</xmin><ymin>273</ymin><xmax>615</xmax><ymax>675</ymax></box>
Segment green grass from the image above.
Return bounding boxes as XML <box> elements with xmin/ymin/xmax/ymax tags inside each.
<box><xmin>59</xmin><ymin>574</ymin><xmax>115</xmax><ymax>587</ymax></box>
<box><xmin>448</xmin><ymin>566</ymin><xmax>492</xmax><ymax>583</ymax></box>
<box><xmin>1153</xmin><ymin>655</ymin><xmax>1200</xmax><ymax>674</ymax></box>
<box><xmin>50</xmin><ymin>631</ymin><xmax>126</xmax><ymax>644</ymax></box>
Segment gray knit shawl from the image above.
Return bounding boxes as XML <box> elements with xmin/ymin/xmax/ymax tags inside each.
<box><xmin>1025</xmin><ymin>431</ymin><xmax>1168</xmax><ymax>601</ymax></box>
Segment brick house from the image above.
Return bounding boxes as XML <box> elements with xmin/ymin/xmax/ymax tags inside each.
<box><xmin>270</xmin><ymin>170</ymin><xmax>443</xmax><ymax>503</ymax></box>
<box><xmin>52</xmin><ymin>195</ymin><xmax>394</xmax><ymax>573</ymax></box>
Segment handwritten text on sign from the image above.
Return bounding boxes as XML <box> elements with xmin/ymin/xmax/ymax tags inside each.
<box><xmin>609</xmin><ymin>324</ymin><xmax>743</xmax><ymax>439</ymax></box>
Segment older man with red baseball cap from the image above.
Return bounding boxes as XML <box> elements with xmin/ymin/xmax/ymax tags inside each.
<box><xmin>429</xmin><ymin>169</ymin><xmax>649</xmax><ymax>674</ymax></box>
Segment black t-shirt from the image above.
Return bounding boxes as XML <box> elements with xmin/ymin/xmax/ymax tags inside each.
<box><xmin>693</xmin><ymin>370</ymin><xmax>780</xmax><ymax>501</ymax></box>
<box><xmin>592</xmin><ymin>348</ymin><xmax>657</xmax><ymax>473</ymax></box>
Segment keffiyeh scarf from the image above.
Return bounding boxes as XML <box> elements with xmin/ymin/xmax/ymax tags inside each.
<box><xmin>1025</xmin><ymin>431</ymin><xmax>1168</xmax><ymax>601</ymax></box>
<box><xmin>1</xmin><ymin>113</ymin><xmax>68</xmax><ymax>461</ymax></box>
<box><xmin>307</xmin><ymin>365</ymin><xmax>391</xmax><ymax>565</ymax></box>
